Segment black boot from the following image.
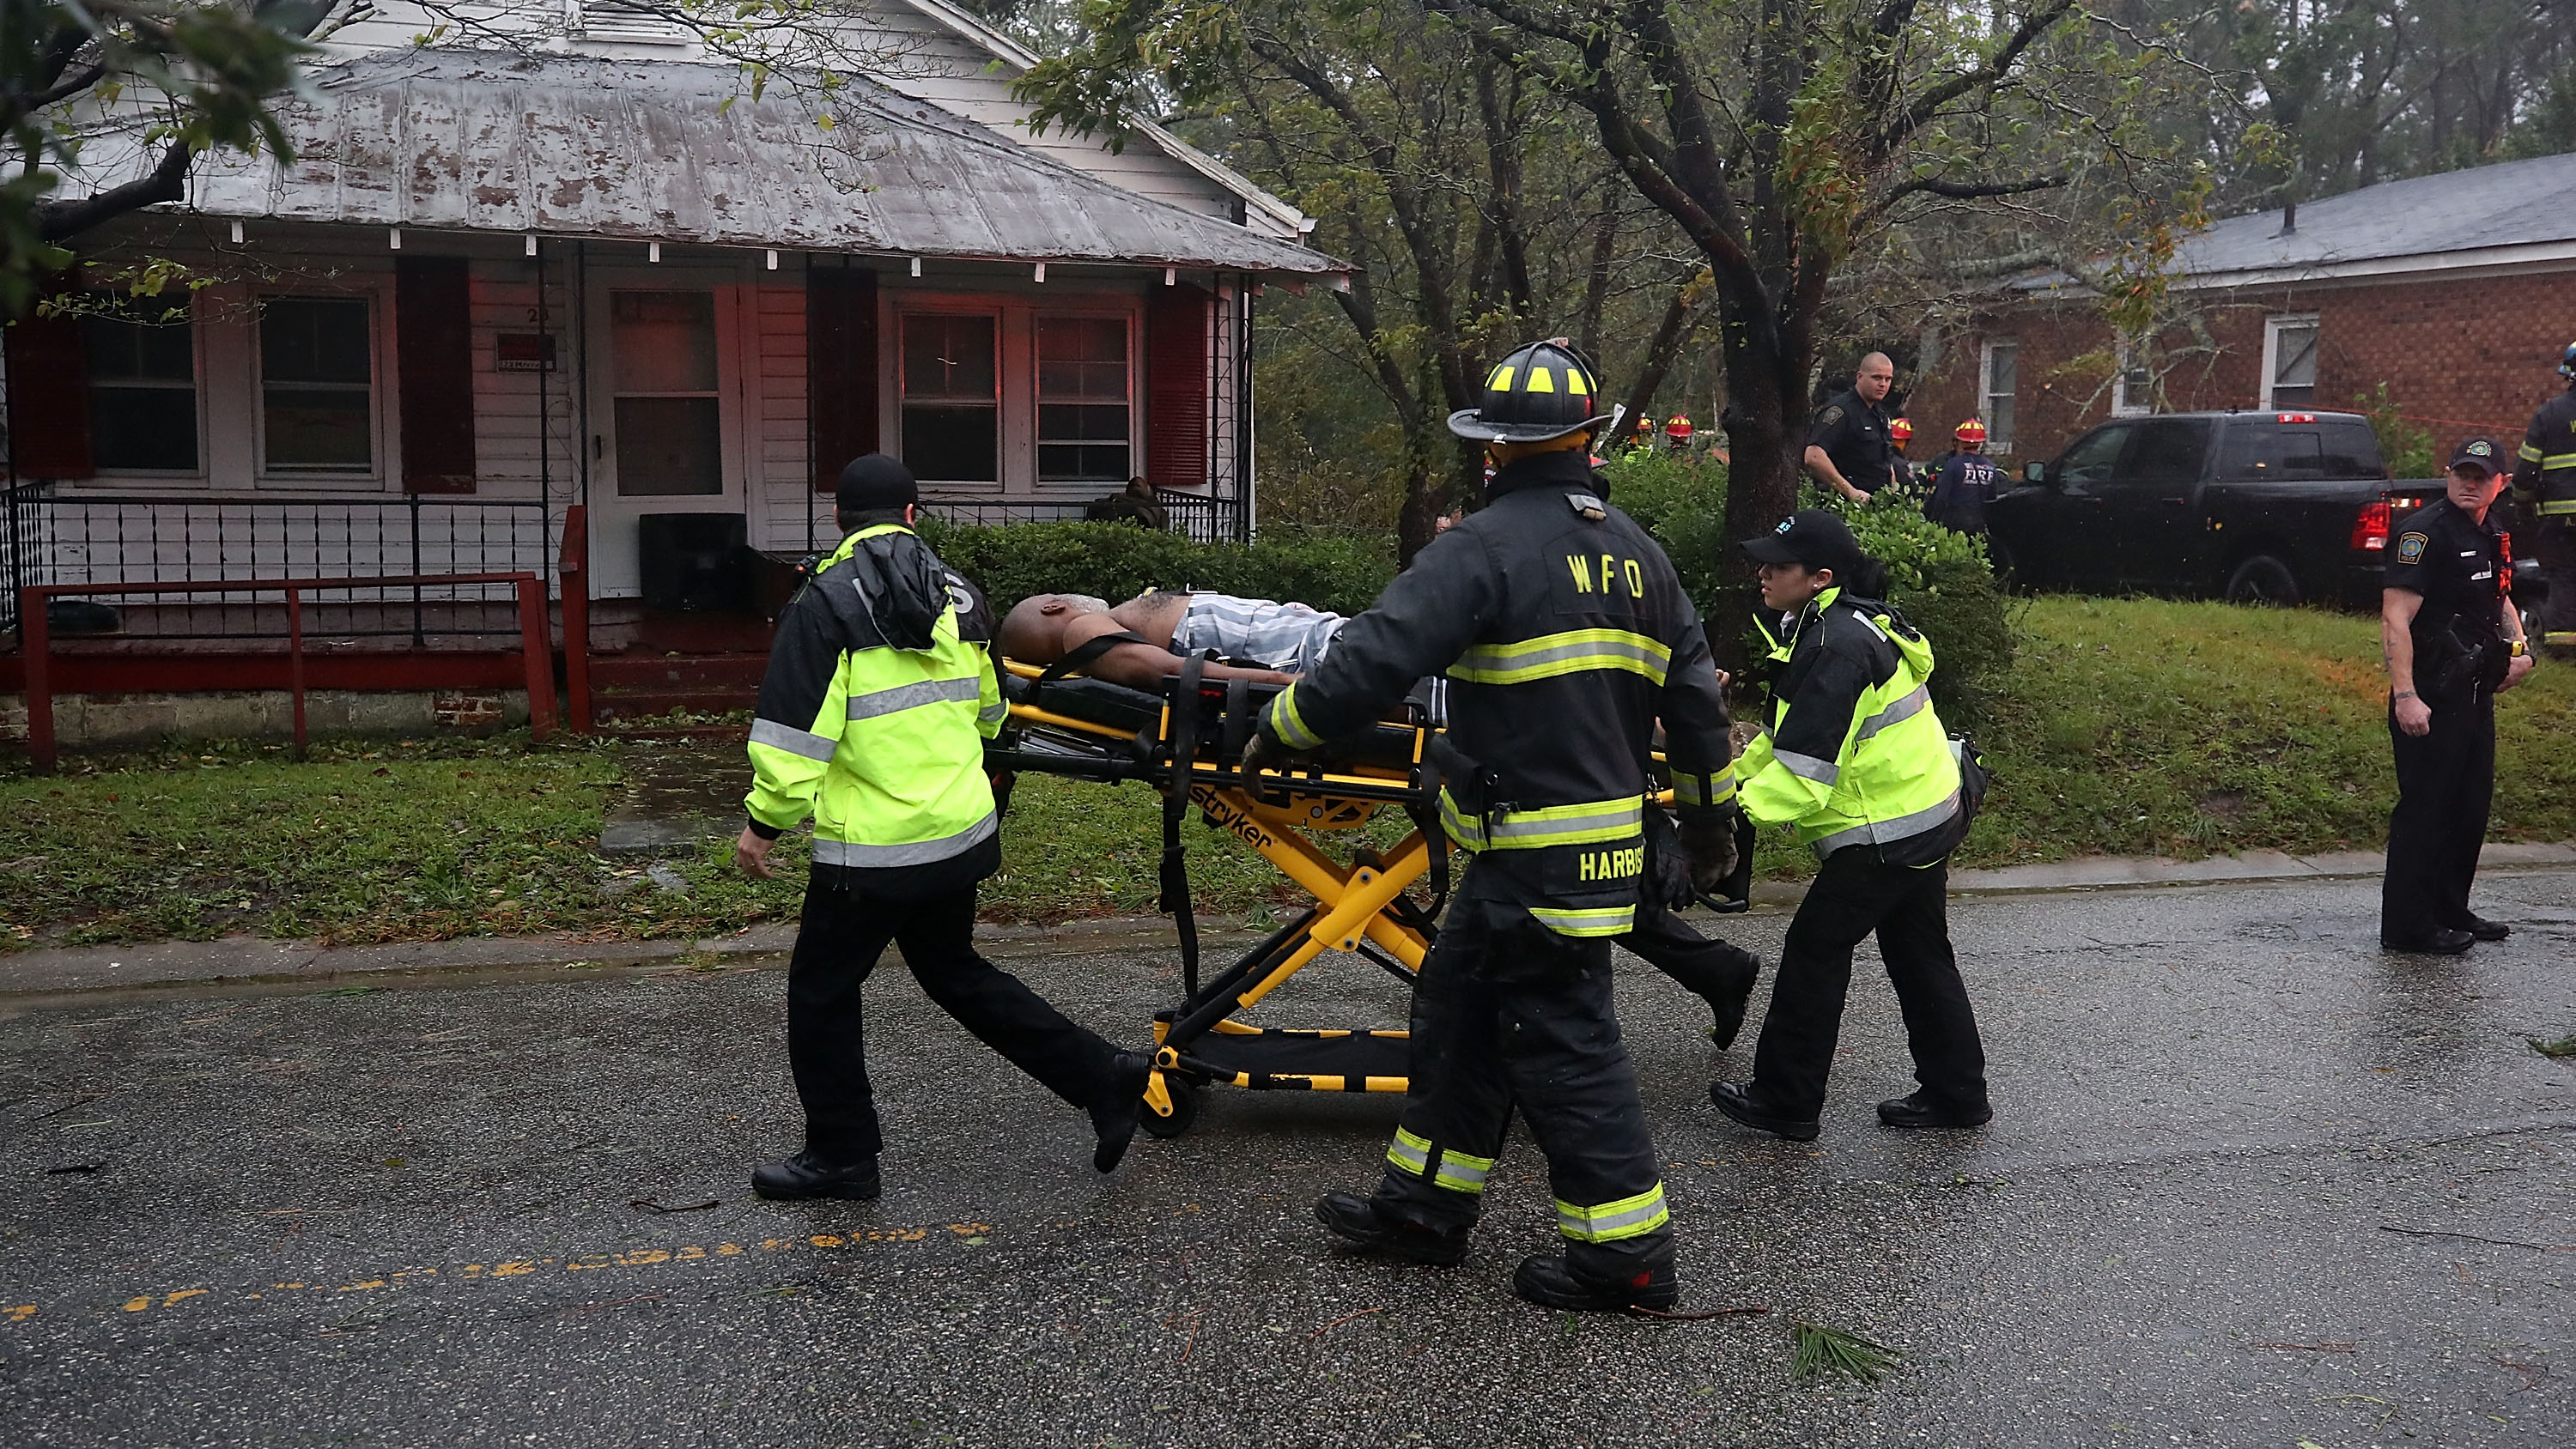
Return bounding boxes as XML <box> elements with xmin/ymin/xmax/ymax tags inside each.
<box><xmin>1709</xmin><ymin>1081</ymin><xmax>1820</xmax><ymax>1142</ymax></box>
<box><xmin>1704</xmin><ymin>985</ymin><xmax>1753</xmax><ymax>1052</ymax></box>
<box><xmin>751</xmin><ymin>1149</ymin><xmax>881</xmax><ymax>1202</ymax></box>
<box><xmin>2452</xmin><ymin>914</ymin><xmax>2511</xmax><ymax>943</ymax></box>
<box><xmin>2381</xmin><ymin>927</ymin><xmax>2476</xmax><ymax>955</ymax></box>
<box><xmin>1089</xmin><ymin>1052</ymin><xmax>1153</xmax><ymax>1173</ymax></box>
<box><xmin>1876</xmin><ymin>1090</ymin><xmax>1993</xmax><ymax>1129</ymax></box>
<box><xmin>1510</xmin><ymin>1254</ymin><xmax>1678</xmax><ymax>1313</ymax></box>
<box><xmin>1312</xmin><ymin>1192</ymin><xmax>1470</xmax><ymax>1266</ymax></box>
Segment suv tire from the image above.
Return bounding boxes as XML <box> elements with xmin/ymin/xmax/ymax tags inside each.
<box><xmin>2224</xmin><ymin>553</ymin><xmax>2302</xmax><ymax>608</ymax></box>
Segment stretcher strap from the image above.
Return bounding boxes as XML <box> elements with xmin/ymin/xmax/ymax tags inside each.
<box><xmin>1037</xmin><ymin>629</ymin><xmax>1158</xmax><ymax>684</ymax></box>
<box><xmin>1161</xmin><ymin>652</ymin><xmax>1206</xmax><ymax>998</ymax></box>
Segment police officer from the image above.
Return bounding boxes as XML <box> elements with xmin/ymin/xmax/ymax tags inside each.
<box><xmin>1924</xmin><ymin>419</ymin><xmax>2000</xmax><ymax>537</ymax></box>
<box><xmin>1803</xmin><ymin>353</ymin><xmax>1900</xmax><ymax>502</ymax></box>
<box><xmin>736</xmin><ymin>454</ymin><xmax>1150</xmax><ymax>1200</ymax></box>
<box><xmin>1710</xmin><ymin>510</ymin><xmax>1991</xmax><ymax>1141</ymax></box>
<box><xmin>2512</xmin><ymin>343</ymin><xmax>2576</xmax><ymax>658</ymax></box>
<box><xmin>2379</xmin><ymin>438</ymin><xmax>2536</xmax><ymax>955</ymax></box>
<box><xmin>1248</xmin><ymin>338</ymin><xmax>1741</xmax><ymax>1313</ymax></box>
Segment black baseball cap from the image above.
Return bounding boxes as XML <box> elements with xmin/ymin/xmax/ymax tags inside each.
<box><xmin>837</xmin><ymin>452</ymin><xmax>919</xmax><ymax>511</ymax></box>
<box><xmin>2447</xmin><ymin>437</ymin><xmax>2503</xmax><ymax>478</ymax></box>
<box><xmin>1741</xmin><ymin>509</ymin><xmax>1862</xmax><ymax>577</ymax></box>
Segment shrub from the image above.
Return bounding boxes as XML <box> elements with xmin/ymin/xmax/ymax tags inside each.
<box><xmin>1598</xmin><ymin>448</ymin><xmax>1732</xmax><ymax>604</ymax></box>
<box><xmin>1824</xmin><ymin>485</ymin><xmax>2017</xmax><ymax>728</ymax></box>
<box><xmin>918</xmin><ymin>519</ymin><xmax>1396</xmax><ymax>618</ymax></box>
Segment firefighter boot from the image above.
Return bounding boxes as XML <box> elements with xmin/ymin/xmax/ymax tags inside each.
<box><xmin>1510</xmin><ymin>1253</ymin><xmax>1679</xmax><ymax>1313</ymax></box>
<box><xmin>752</xmin><ymin>1149</ymin><xmax>882</xmax><ymax>1202</ymax></box>
<box><xmin>1313</xmin><ymin>1192</ymin><xmax>1471</xmax><ymax>1266</ymax></box>
<box><xmin>1089</xmin><ymin>1052</ymin><xmax>1154</xmax><ymax>1173</ymax></box>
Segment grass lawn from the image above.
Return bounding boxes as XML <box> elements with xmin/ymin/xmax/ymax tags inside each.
<box><xmin>4</xmin><ymin>596</ymin><xmax>2572</xmax><ymax>950</ymax></box>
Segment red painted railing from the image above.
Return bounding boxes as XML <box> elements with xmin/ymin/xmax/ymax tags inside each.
<box><xmin>18</xmin><ymin>572</ymin><xmax>556</xmax><ymax>772</ymax></box>
<box><xmin>559</xmin><ymin>505</ymin><xmax>592</xmax><ymax>735</ymax></box>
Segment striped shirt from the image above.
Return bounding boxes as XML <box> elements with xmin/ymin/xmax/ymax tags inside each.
<box><xmin>1170</xmin><ymin>593</ymin><xmax>1346</xmax><ymax>674</ymax></box>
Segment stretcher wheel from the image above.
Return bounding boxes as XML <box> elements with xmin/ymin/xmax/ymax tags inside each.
<box><xmin>1139</xmin><ymin>1076</ymin><xmax>1200</xmax><ymax>1139</ymax></box>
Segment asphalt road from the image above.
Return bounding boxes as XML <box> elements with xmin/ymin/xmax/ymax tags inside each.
<box><xmin>4</xmin><ymin>871</ymin><xmax>2573</xmax><ymax>1448</ymax></box>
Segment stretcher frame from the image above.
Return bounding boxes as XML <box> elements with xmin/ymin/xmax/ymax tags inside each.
<box><xmin>987</xmin><ymin>659</ymin><xmax>1445</xmax><ymax>1137</ymax></box>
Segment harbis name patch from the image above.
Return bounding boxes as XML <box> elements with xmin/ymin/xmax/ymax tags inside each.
<box><xmin>2395</xmin><ymin>531</ymin><xmax>2428</xmax><ymax>563</ymax></box>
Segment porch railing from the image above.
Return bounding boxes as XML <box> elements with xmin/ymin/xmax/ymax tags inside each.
<box><xmin>925</xmin><ymin>488</ymin><xmax>1249</xmax><ymax>543</ymax></box>
<box><xmin>0</xmin><ymin>484</ymin><xmax>552</xmax><ymax>645</ymax></box>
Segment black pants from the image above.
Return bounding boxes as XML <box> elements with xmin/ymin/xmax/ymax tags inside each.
<box><xmin>1748</xmin><ymin>852</ymin><xmax>1987</xmax><ymax>1119</ymax></box>
<box><xmin>2381</xmin><ymin>694</ymin><xmax>2496</xmax><ymax>942</ymax></box>
<box><xmin>1371</xmin><ymin>875</ymin><xmax>1673</xmax><ymax>1285</ymax></box>
<box><xmin>2535</xmin><ymin>516</ymin><xmax>2576</xmax><ymax>654</ymax></box>
<box><xmin>787</xmin><ymin>870</ymin><xmax>1118</xmax><ymax>1161</ymax></box>
<box><xmin>1621</xmin><ymin>897</ymin><xmax>1761</xmax><ymax>1005</ymax></box>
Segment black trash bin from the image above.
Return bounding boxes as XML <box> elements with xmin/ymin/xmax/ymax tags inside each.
<box><xmin>637</xmin><ymin>513</ymin><xmax>750</xmax><ymax>613</ymax></box>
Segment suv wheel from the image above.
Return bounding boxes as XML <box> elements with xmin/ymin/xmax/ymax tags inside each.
<box><xmin>2224</xmin><ymin>554</ymin><xmax>2301</xmax><ymax>608</ymax></box>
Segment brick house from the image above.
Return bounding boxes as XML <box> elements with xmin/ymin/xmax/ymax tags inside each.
<box><xmin>1905</xmin><ymin>153</ymin><xmax>2576</xmax><ymax>471</ymax></box>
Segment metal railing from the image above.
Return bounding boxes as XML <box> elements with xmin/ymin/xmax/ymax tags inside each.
<box><xmin>924</xmin><ymin>488</ymin><xmax>1249</xmax><ymax>543</ymax></box>
<box><xmin>0</xmin><ymin>484</ymin><xmax>552</xmax><ymax>646</ymax></box>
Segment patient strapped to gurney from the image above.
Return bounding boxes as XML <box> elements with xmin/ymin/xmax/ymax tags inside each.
<box><xmin>998</xmin><ymin>591</ymin><xmax>1346</xmax><ymax>689</ymax></box>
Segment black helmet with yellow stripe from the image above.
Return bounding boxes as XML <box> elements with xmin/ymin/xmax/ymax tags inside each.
<box><xmin>1447</xmin><ymin>338</ymin><xmax>1614</xmax><ymax>443</ymax></box>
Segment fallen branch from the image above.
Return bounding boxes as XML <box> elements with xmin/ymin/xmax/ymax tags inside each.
<box><xmin>1630</xmin><ymin>1303</ymin><xmax>1772</xmax><ymax>1321</ymax></box>
<box><xmin>1307</xmin><ymin>1305</ymin><xmax>1385</xmax><ymax>1342</ymax></box>
<box><xmin>2379</xmin><ymin>1224</ymin><xmax>2576</xmax><ymax>1252</ymax></box>
<box><xmin>629</xmin><ymin>1197</ymin><xmax>721</xmax><ymax>1213</ymax></box>
<box><xmin>1180</xmin><ymin>1307</ymin><xmax>1206</xmax><ymax>1364</ymax></box>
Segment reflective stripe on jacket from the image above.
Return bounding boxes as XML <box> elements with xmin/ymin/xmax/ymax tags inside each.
<box><xmin>744</xmin><ymin>524</ymin><xmax>1005</xmax><ymax>878</ymax></box>
<box><xmin>1735</xmin><ymin>587</ymin><xmax>1962</xmax><ymax>862</ymax></box>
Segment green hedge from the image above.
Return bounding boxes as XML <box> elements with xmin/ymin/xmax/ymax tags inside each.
<box><xmin>918</xmin><ymin>519</ymin><xmax>1395</xmax><ymax>617</ymax></box>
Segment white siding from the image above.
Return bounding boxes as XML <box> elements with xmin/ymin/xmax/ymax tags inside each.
<box><xmin>749</xmin><ymin>279</ymin><xmax>823</xmax><ymax>552</ymax></box>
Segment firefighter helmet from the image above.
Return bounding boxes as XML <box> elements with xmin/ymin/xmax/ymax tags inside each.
<box><xmin>1890</xmin><ymin>416</ymin><xmax>1914</xmax><ymax>445</ymax></box>
<box><xmin>1953</xmin><ymin>418</ymin><xmax>1989</xmax><ymax>445</ymax></box>
<box><xmin>1448</xmin><ymin>338</ymin><xmax>1615</xmax><ymax>443</ymax></box>
<box><xmin>2560</xmin><ymin>342</ymin><xmax>2576</xmax><ymax>379</ymax></box>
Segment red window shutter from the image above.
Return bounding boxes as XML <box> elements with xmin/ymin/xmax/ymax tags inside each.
<box><xmin>808</xmin><ymin>267</ymin><xmax>879</xmax><ymax>492</ymax></box>
<box><xmin>396</xmin><ymin>257</ymin><xmax>477</xmax><ymax>494</ymax></box>
<box><xmin>1145</xmin><ymin>283</ymin><xmax>1210</xmax><ymax>490</ymax></box>
<box><xmin>5</xmin><ymin>306</ymin><xmax>94</xmax><ymax>480</ymax></box>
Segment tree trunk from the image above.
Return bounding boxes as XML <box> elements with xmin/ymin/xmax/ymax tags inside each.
<box><xmin>1705</xmin><ymin>314</ymin><xmax>1806</xmax><ymax>673</ymax></box>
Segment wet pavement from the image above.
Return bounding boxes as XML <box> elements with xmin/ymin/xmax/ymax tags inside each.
<box><xmin>3</xmin><ymin>870</ymin><xmax>2573</xmax><ymax>1447</ymax></box>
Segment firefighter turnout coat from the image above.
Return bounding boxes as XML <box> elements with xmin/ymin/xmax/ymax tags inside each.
<box><xmin>744</xmin><ymin>524</ymin><xmax>1008</xmax><ymax>885</ymax></box>
<box><xmin>1260</xmin><ymin>449</ymin><xmax>1737</xmax><ymax>936</ymax></box>
<box><xmin>2515</xmin><ymin>385</ymin><xmax>2576</xmax><ymax>521</ymax></box>
<box><xmin>1736</xmin><ymin>586</ymin><xmax>1965</xmax><ymax>864</ymax></box>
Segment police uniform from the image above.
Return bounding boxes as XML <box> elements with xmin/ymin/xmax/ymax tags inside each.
<box><xmin>1265</xmin><ymin>339</ymin><xmax>1740</xmax><ymax>1313</ymax></box>
<box><xmin>1710</xmin><ymin>511</ymin><xmax>1990</xmax><ymax>1140</ymax></box>
<box><xmin>1808</xmin><ymin>388</ymin><xmax>1897</xmax><ymax>497</ymax></box>
<box><xmin>2379</xmin><ymin>474</ymin><xmax>2516</xmax><ymax>952</ymax></box>
<box><xmin>2512</xmin><ymin>358</ymin><xmax>2576</xmax><ymax>656</ymax></box>
<box><xmin>744</xmin><ymin>455</ymin><xmax>1145</xmax><ymax>1199</ymax></box>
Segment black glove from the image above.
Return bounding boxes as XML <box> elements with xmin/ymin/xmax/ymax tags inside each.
<box><xmin>1238</xmin><ymin>731</ymin><xmax>1299</xmax><ymax>778</ymax></box>
<box><xmin>1679</xmin><ymin>807</ymin><xmax>1742</xmax><ymax>898</ymax></box>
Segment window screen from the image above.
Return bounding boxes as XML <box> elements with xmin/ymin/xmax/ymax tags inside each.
<box><xmin>2268</xmin><ymin>320</ymin><xmax>2318</xmax><ymax>407</ymax></box>
<box><xmin>902</xmin><ymin>313</ymin><xmax>999</xmax><ymax>483</ymax></box>
<box><xmin>260</xmin><ymin>297</ymin><xmax>374</xmax><ymax>473</ymax></box>
<box><xmin>87</xmin><ymin>307</ymin><xmax>197</xmax><ymax>472</ymax></box>
<box><xmin>1037</xmin><ymin>318</ymin><xmax>1131</xmax><ymax>483</ymax></box>
<box><xmin>612</xmin><ymin>290</ymin><xmax>723</xmax><ymax>496</ymax></box>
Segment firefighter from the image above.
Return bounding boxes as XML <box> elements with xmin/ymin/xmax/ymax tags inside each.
<box><xmin>736</xmin><ymin>453</ymin><xmax>1150</xmax><ymax>1201</ymax></box>
<box><xmin>1924</xmin><ymin>419</ymin><xmax>2000</xmax><ymax>537</ymax></box>
<box><xmin>1246</xmin><ymin>338</ymin><xmax>1741</xmax><ymax>1313</ymax></box>
<box><xmin>2512</xmin><ymin>343</ymin><xmax>2576</xmax><ymax>658</ymax></box>
<box><xmin>1888</xmin><ymin>415</ymin><xmax>1916</xmax><ymax>489</ymax></box>
<box><xmin>2380</xmin><ymin>439</ymin><xmax>2536</xmax><ymax>953</ymax></box>
<box><xmin>1710</xmin><ymin>510</ymin><xmax>1992</xmax><ymax>1141</ymax></box>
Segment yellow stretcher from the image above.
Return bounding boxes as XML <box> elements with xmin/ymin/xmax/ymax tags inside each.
<box><xmin>987</xmin><ymin>658</ymin><xmax>1447</xmax><ymax>1137</ymax></box>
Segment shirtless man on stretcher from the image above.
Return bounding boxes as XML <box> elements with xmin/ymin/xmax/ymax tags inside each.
<box><xmin>997</xmin><ymin>591</ymin><xmax>1344</xmax><ymax>688</ymax></box>
<box><xmin>997</xmin><ymin>587</ymin><xmax>1770</xmax><ymax>1051</ymax></box>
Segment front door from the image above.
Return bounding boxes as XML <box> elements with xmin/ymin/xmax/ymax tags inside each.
<box><xmin>585</xmin><ymin>278</ymin><xmax>745</xmax><ymax>601</ymax></box>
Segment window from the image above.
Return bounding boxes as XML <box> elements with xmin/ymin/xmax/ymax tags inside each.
<box><xmin>612</xmin><ymin>290</ymin><xmax>723</xmax><ymax>496</ymax></box>
<box><xmin>902</xmin><ymin>312</ymin><xmax>998</xmax><ymax>482</ymax></box>
<box><xmin>2115</xmin><ymin>418</ymin><xmax>2209</xmax><ymax>485</ymax></box>
<box><xmin>86</xmin><ymin>305</ymin><xmax>197</xmax><ymax>472</ymax></box>
<box><xmin>2057</xmin><ymin>423</ymin><xmax>2131</xmax><ymax>485</ymax></box>
<box><xmin>1979</xmin><ymin>340</ymin><xmax>2018</xmax><ymax>452</ymax></box>
<box><xmin>574</xmin><ymin>1</ymin><xmax>691</xmax><ymax>43</ymax></box>
<box><xmin>260</xmin><ymin>297</ymin><xmax>374</xmax><ymax>474</ymax></box>
<box><xmin>2111</xmin><ymin>342</ymin><xmax>2152</xmax><ymax>416</ymax></box>
<box><xmin>1036</xmin><ymin>317</ymin><xmax>1132</xmax><ymax>483</ymax></box>
<box><xmin>2219</xmin><ymin>418</ymin><xmax>2383</xmax><ymax>482</ymax></box>
<box><xmin>2263</xmin><ymin>314</ymin><xmax>2318</xmax><ymax>409</ymax></box>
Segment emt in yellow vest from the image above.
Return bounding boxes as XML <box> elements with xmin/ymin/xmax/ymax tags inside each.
<box><xmin>1709</xmin><ymin>509</ymin><xmax>1992</xmax><ymax>1142</ymax></box>
<box><xmin>734</xmin><ymin>454</ymin><xmax>1149</xmax><ymax>1201</ymax></box>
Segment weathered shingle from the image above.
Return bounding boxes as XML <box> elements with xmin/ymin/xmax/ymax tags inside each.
<box><xmin>2174</xmin><ymin>153</ymin><xmax>2576</xmax><ymax>278</ymax></box>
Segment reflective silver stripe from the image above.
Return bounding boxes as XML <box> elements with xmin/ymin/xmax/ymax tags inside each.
<box><xmin>1672</xmin><ymin>772</ymin><xmax>1707</xmax><ymax>807</ymax></box>
<box><xmin>2541</xmin><ymin>499</ymin><xmax>2576</xmax><ymax>516</ymax></box>
<box><xmin>1386</xmin><ymin>1128</ymin><xmax>1432</xmax><ymax>1176</ymax></box>
<box><xmin>1774</xmin><ymin>749</ymin><xmax>1839</xmax><ymax>785</ymax></box>
<box><xmin>811</xmin><ymin>811</ymin><xmax>997</xmax><ymax>868</ymax></box>
<box><xmin>1433</xmin><ymin>1151</ymin><xmax>1494</xmax><ymax>1192</ymax></box>
<box><xmin>1554</xmin><ymin>1184</ymin><xmax>1670</xmax><ymax>1242</ymax></box>
<box><xmin>1810</xmin><ymin>790</ymin><xmax>1962</xmax><ymax>858</ymax></box>
<box><xmin>846</xmin><ymin>675</ymin><xmax>981</xmax><ymax>722</ymax></box>
<box><xmin>1484</xmin><ymin>798</ymin><xmax>1645</xmax><ymax>846</ymax></box>
<box><xmin>749</xmin><ymin>716</ymin><xmax>837</xmax><ymax>761</ymax></box>
<box><xmin>1854</xmin><ymin>683</ymin><xmax>1931</xmax><ymax>743</ymax></box>
<box><xmin>1450</xmin><ymin>631</ymin><xmax>1671</xmax><ymax>683</ymax></box>
<box><xmin>978</xmin><ymin>699</ymin><xmax>1008</xmax><ymax>724</ymax></box>
<box><xmin>1528</xmin><ymin>903</ymin><xmax>1636</xmax><ymax>937</ymax></box>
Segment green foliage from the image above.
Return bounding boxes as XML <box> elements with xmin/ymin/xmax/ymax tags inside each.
<box><xmin>1789</xmin><ymin>1321</ymin><xmax>1899</xmax><ymax>1384</ymax></box>
<box><xmin>919</xmin><ymin>518</ymin><xmax>1395</xmax><ymax>618</ymax></box>
<box><xmin>2354</xmin><ymin>382</ymin><xmax>2438</xmax><ymax>480</ymax></box>
<box><xmin>1599</xmin><ymin>448</ymin><xmax>1734</xmax><ymax>606</ymax></box>
<box><xmin>2530</xmin><ymin>1034</ymin><xmax>2576</xmax><ymax>1060</ymax></box>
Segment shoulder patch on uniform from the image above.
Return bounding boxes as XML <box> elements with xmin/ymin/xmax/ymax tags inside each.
<box><xmin>1819</xmin><ymin>405</ymin><xmax>1844</xmax><ymax>427</ymax></box>
<box><xmin>2395</xmin><ymin>531</ymin><xmax>2429</xmax><ymax>563</ymax></box>
<box><xmin>1564</xmin><ymin>492</ymin><xmax>1607</xmax><ymax>520</ymax></box>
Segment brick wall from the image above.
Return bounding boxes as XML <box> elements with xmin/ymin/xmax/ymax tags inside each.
<box><xmin>1908</xmin><ymin>265</ymin><xmax>2576</xmax><ymax>470</ymax></box>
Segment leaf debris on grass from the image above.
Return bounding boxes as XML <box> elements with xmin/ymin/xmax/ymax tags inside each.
<box><xmin>2529</xmin><ymin>1034</ymin><xmax>2576</xmax><ymax>1060</ymax></box>
<box><xmin>1789</xmin><ymin>1319</ymin><xmax>1899</xmax><ymax>1383</ymax></box>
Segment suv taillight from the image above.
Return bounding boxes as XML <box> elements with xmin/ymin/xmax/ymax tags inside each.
<box><xmin>2352</xmin><ymin>500</ymin><xmax>2391</xmax><ymax>551</ymax></box>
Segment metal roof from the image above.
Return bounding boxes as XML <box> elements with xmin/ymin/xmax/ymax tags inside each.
<box><xmin>2171</xmin><ymin>152</ymin><xmax>2576</xmax><ymax>283</ymax></box>
<box><xmin>173</xmin><ymin>48</ymin><xmax>1343</xmax><ymax>276</ymax></box>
